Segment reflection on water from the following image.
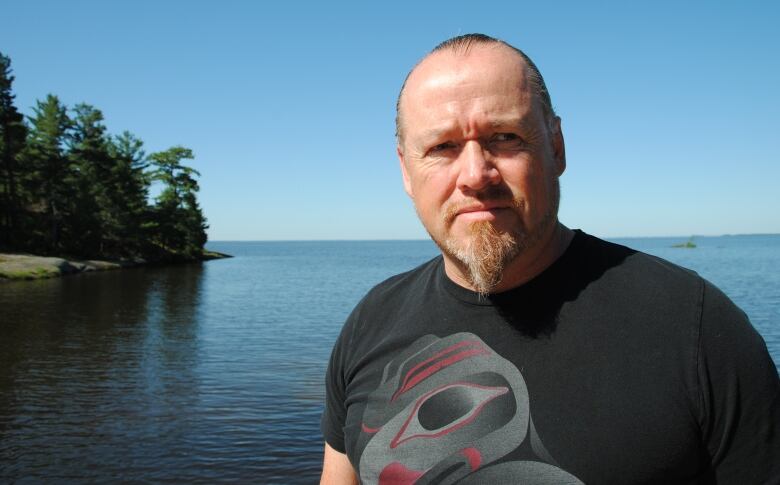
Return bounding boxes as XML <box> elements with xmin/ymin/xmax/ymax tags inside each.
<box><xmin>1</xmin><ymin>236</ymin><xmax>778</xmax><ymax>483</ymax></box>
<box><xmin>0</xmin><ymin>265</ymin><xmax>216</xmax><ymax>481</ymax></box>
<box><xmin>0</xmin><ymin>241</ymin><xmax>424</xmax><ymax>484</ymax></box>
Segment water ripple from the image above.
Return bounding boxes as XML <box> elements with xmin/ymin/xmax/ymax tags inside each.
<box><xmin>1</xmin><ymin>238</ymin><xmax>776</xmax><ymax>482</ymax></box>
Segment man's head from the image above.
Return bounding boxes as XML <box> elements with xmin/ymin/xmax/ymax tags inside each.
<box><xmin>396</xmin><ymin>34</ymin><xmax>566</xmax><ymax>295</ymax></box>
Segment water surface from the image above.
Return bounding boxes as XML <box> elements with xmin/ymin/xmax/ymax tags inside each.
<box><xmin>1</xmin><ymin>236</ymin><xmax>777</xmax><ymax>483</ymax></box>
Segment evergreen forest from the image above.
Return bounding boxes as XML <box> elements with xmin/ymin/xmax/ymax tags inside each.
<box><xmin>0</xmin><ymin>52</ymin><xmax>209</xmax><ymax>262</ymax></box>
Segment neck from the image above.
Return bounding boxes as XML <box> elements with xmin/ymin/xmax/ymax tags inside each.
<box><xmin>443</xmin><ymin>222</ymin><xmax>575</xmax><ymax>294</ymax></box>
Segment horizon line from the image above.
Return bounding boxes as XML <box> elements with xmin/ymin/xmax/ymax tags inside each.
<box><xmin>205</xmin><ymin>232</ymin><xmax>780</xmax><ymax>244</ymax></box>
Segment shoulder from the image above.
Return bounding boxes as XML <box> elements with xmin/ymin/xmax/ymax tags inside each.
<box><xmin>572</xmin><ymin>231</ymin><xmax>767</xmax><ymax>358</ymax></box>
<box><xmin>565</xmin><ymin>232</ymin><xmax>744</xmax><ymax>354</ymax></box>
<box><xmin>354</xmin><ymin>256</ymin><xmax>442</xmax><ymax>313</ymax></box>
<box><xmin>338</xmin><ymin>256</ymin><xmax>442</xmax><ymax>341</ymax></box>
<box><xmin>573</xmin><ymin>231</ymin><xmax>702</xmax><ymax>292</ymax></box>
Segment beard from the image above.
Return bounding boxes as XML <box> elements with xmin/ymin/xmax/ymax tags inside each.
<box><xmin>443</xmin><ymin>220</ymin><xmax>520</xmax><ymax>296</ymax></box>
<box><xmin>435</xmin><ymin>180</ymin><xmax>560</xmax><ymax>296</ymax></box>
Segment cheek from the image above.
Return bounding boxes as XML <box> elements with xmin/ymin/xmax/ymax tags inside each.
<box><xmin>503</xmin><ymin>154</ymin><xmax>553</xmax><ymax>190</ymax></box>
<box><xmin>520</xmin><ymin>171</ymin><xmax>560</xmax><ymax>220</ymax></box>
<box><xmin>412</xmin><ymin>169</ymin><xmax>456</xmax><ymax>209</ymax></box>
<box><xmin>498</xmin><ymin>163</ymin><xmax>535</xmax><ymax>198</ymax></box>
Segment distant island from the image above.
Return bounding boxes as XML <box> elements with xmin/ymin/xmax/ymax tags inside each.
<box><xmin>672</xmin><ymin>237</ymin><xmax>697</xmax><ymax>249</ymax></box>
<box><xmin>0</xmin><ymin>52</ymin><xmax>229</xmax><ymax>280</ymax></box>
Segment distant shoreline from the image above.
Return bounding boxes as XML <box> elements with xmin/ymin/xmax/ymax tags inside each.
<box><xmin>204</xmin><ymin>233</ymin><xmax>780</xmax><ymax>243</ymax></box>
<box><xmin>0</xmin><ymin>250</ymin><xmax>231</xmax><ymax>281</ymax></box>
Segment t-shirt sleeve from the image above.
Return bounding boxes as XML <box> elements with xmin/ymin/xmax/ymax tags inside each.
<box><xmin>320</xmin><ymin>311</ymin><xmax>354</xmax><ymax>453</ymax></box>
<box><xmin>697</xmin><ymin>281</ymin><xmax>780</xmax><ymax>483</ymax></box>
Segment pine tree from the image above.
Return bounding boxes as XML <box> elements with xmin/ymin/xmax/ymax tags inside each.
<box><xmin>106</xmin><ymin>131</ymin><xmax>149</xmax><ymax>257</ymax></box>
<box><xmin>148</xmin><ymin>146</ymin><xmax>208</xmax><ymax>258</ymax></box>
<box><xmin>22</xmin><ymin>94</ymin><xmax>73</xmax><ymax>252</ymax></box>
<box><xmin>2</xmin><ymin>54</ymin><xmax>211</xmax><ymax>261</ymax></box>
<box><xmin>68</xmin><ymin>103</ymin><xmax>115</xmax><ymax>255</ymax></box>
<box><xmin>0</xmin><ymin>52</ymin><xmax>29</xmax><ymax>247</ymax></box>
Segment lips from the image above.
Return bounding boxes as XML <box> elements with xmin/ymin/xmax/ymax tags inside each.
<box><xmin>444</xmin><ymin>202</ymin><xmax>513</xmax><ymax>225</ymax></box>
<box><xmin>443</xmin><ymin>184</ymin><xmax>519</xmax><ymax>224</ymax></box>
<box><xmin>456</xmin><ymin>203</ymin><xmax>509</xmax><ymax>216</ymax></box>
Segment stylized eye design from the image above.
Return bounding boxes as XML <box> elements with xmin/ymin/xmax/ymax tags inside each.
<box><xmin>390</xmin><ymin>382</ymin><xmax>508</xmax><ymax>448</ymax></box>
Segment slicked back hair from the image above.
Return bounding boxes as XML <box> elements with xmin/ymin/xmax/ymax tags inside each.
<box><xmin>395</xmin><ymin>33</ymin><xmax>556</xmax><ymax>145</ymax></box>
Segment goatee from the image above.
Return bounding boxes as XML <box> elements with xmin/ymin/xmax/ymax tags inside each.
<box><xmin>443</xmin><ymin>221</ymin><xmax>520</xmax><ymax>297</ymax></box>
<box><xmin>438</xmin><ymin>180</ymin><xmax>560</xmax><ymax>296</ymax></box>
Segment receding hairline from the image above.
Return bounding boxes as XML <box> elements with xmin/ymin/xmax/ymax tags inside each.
<box><xmin>395</xmin><ymin>34</ymin><xmax>556</xmax><ymax>146</ymax></box>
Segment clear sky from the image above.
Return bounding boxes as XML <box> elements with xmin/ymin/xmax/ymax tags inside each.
<box><xmin>3</xmin><ymin>1</ymin><xmax>778</xmax><ymax>240</ymax></box>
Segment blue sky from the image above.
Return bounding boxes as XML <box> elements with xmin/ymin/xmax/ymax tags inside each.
<box><xmin>3</xmin><ymin>1</ymin><xmax>778</xmax><ymax>240</ymax></box>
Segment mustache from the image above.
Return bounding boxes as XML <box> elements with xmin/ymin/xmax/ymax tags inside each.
<box><xmin>443</xmin><ymin>185</ymin><xmax>522</xmax><ymax>225</ymax></box>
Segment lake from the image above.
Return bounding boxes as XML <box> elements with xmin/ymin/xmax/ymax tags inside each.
<box><xmin>1</xmin><ymin>234</ymin><xmax>778</xmax><ymax>483</ymax></box>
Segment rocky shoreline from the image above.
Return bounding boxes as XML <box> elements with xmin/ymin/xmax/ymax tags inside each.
<box><xmin>0</xmin><ymin>251</ymin><xmax>231</xmax><ymax>281</ymax></box>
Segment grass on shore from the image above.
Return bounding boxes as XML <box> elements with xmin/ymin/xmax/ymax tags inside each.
<box><xmin>0</xmin><ymin>249</ymin><xmax>231</xmax><ymax>281</ymax></box>
<box><xmin>0</xmin><ymin>267</ymin><xmax>61</xmax><ymax>280</ymax></box>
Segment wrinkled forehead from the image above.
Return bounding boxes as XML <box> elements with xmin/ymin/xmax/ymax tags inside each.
<box><xmin>398</xmin><ymin>45</ymin><xmax>536</xmax><ymax>135</ymax></box>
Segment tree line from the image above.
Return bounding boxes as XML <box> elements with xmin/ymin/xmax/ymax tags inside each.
<box><xmin>0</xmin><ymin>52</ymin><xmax>208</xmax><ymax>261</ymax></box>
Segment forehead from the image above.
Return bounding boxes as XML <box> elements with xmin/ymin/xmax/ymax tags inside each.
<box><xmin>400</xmin><ymin>45</ymin><xmax>536</xmax><ymax>139</ymax></box>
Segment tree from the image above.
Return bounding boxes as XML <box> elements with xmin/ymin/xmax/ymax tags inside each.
<box><xmin>22</xmin><ymin>94</ymin><xmax>73</xmax><ymax>252</ymax></box>
<box><xmin>1</xmin><ymin>56</ymin><xmax>210</xmax><ymax>261</ymax></box>
<box><xmin>148</xmin><ymin>146</ymin><xmax>208</xmax><ymax>258</ymax></box>
<box><xmin>0</xmin><ymin>52</ymin><xmax>28</xmax><ymax>247</ymax></box>
<box><xmin>106</xmin><ymin>131</ymin><xmax>149</xmax><ymax>256</ymax></box>
<box><xmin>68</xmin><ymin>103</ymin><xmax>115</xmax><ymax>255</ymax></box>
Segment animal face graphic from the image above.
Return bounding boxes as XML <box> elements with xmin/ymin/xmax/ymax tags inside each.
<box><xmin>355</xmin><ymin>333</ymin><xmax>582</xmax><ymax>484</ymax></box>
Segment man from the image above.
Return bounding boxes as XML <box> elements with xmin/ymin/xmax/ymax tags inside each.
<box><xmin>321</xmin><ymin>34</ymin><xmax>779</xmax><ymax>484</ymax></box>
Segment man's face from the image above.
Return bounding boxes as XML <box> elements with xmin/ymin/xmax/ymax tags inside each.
<box><xmin>397</xmin><ymin>45</ymin><xmax>565</xmax><ymax>291</ymax></box>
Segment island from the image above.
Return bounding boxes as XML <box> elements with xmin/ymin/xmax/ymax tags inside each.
<box><xmin>0</xmin><ymin>52</ymin><xmax>230</xmax><ymax>281</ymax></box>
<box><xmin>672</xmin><ymin>237</ymin><xmax>697</xmax><ymax>249</ymax></box>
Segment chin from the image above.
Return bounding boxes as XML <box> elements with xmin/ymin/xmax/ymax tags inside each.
<box><xmin>441</xmin><ymin>221</ymin><xmax>522</xmax><ymax>295</ymax></box>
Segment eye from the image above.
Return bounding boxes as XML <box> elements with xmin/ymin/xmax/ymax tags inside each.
<box><xmin>427</xmin><ymin>141</ymin><xmax>458</xmax><ymax>156</ymax></box>
<box><xmin>389</xmin><ymin>382</ymin><xmax>509</xmax><ymax>449</ymax></box>
<box><xmin>489</xmin><ymin>133</ymin><xmax>525</xmax><ymax>151</ymax></box>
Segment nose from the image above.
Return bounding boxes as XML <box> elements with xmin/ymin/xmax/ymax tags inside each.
<box><xmin>456</xmin><ymin>141</ymin><xmax>501</xmax><ymax>193</ymax></box>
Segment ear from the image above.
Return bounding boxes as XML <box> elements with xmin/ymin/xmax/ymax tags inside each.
<box><xmin>551</xmin><ymin>116</ymin><xmax>566</xmax><ymax>176</ymax></box>
<box><xmin>398</xmin><ymin>144</ymin><xmax>414</xmax><ymax>199</ymax></box>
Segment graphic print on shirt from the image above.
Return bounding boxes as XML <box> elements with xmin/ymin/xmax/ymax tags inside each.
<box><xmin>355</xmin><ymin>332</ymin><xmax>582</xmax><ymax>485</ymax></box>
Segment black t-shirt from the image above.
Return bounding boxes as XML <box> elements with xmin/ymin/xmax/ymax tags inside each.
<box><xmin>322</xmin><ymin>231</ymin><xmax>780</xmax><ymax>484</ymax></box>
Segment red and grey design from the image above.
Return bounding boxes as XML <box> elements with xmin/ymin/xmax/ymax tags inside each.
<box><xmin>355</xmin><ymin>332</ymin><xmax>582</xmax><ymax>484</ymax></box>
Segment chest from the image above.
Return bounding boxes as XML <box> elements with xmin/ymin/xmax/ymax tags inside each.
<box><xmin>340</xmin><ymin>323</ymin><xmax>703</xmax><ymax>484</ymax></box>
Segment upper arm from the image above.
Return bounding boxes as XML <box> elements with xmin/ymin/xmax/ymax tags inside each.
<box><xmin>320</xmin><ymin>442</ymin><xmax>358</xmax><ymax>485</ymax></box>
<box><xmin>698</xmin><ymin>282</ymin><xmax>780</xmax><ymax>481</ymax></box>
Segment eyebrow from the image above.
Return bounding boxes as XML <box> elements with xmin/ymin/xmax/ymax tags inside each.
<box><xmin>417</xmin><ymin>116</ymin><xmax>532</xmax><ymax>143</ymax></box>
<box><xmin>416</xmin><ymin>125</ymin><xmax>457</xmax><ymax>143</ymax></box>
<box><xmin>489</xmin><ymin>116</ymin><xmax>533</xmax><ymax>130</ymax></box>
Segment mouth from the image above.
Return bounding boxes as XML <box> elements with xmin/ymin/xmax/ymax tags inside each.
<box><xmin>446</xmin><ymin>202</ymin><xmax>514</xmax><ymax>225</ymax></box>
<box><xmin>456</xmin><ymin>206</ymin><xmax>510</xmax><ymax>222</ymax></box>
